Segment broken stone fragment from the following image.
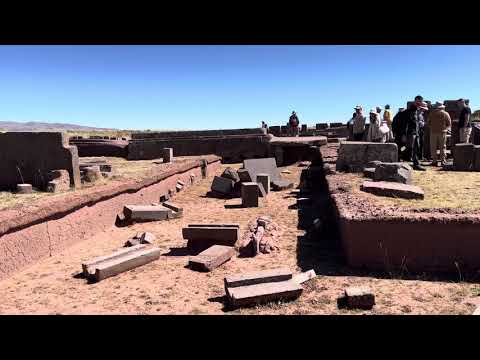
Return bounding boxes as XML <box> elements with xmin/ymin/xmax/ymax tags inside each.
<box><xmin>83</xmin><ymin>166</ymin><xmax>102</xmax><ymax>182</ymax></box>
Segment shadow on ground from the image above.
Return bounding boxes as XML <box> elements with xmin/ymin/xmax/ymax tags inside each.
<box><xmin>295</xmin><ymin>163</ymin><xmax>480</xmax><ymax>283</ymax></box>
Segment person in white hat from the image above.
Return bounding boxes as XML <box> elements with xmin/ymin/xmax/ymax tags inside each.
<box><xmin>351</xmin><ymin>105</ymin><xmax>366</xmax><ymax>141</ymax></box>
<box><xmin>367</xmin><ymin>109</ymin><xmax>383</xmax><ymax>142</ymax></box>
<box><xmin>427</xmin><ymin>101</ymin><xmax>451</xmax><ymax>166</ymax></box>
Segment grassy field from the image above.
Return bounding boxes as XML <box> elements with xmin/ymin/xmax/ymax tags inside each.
<box><xmin>353</xmin><ymin>166</ymin><xmax>480</xmax><ymax>210</ymax></box>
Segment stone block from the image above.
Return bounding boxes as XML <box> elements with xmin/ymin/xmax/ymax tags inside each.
<box><xmin>336</xmin><ymin>142</ymin><xmax>398</xmax><ymax>172</ymax></box>
<box><xmin>177</xmin><ymin>180</ymin><xmax>185</xmax><ymax>187</ymax></box>
<box><xmin>453</xmin><ymin>143</ymin><xmax>474</xmax><ymax>171</ymax></box>
<box><xmin>159</xmin><ymin>193</ymin><xmax>170</xmax><ymax>202</ymax></box>
<box><xmin>162</xmin><ymin>201</ymin><xmax>183</xmax><ymax>213</ymax></box>
<box><xmin>237</xmin><ymin>168</ymin><xmax>252</xmax><ymax>182</ymax></box>
<box><xmin>16</xmin><ymin>183</ymin><xmax>32</xmax><ymax>194</ymax></box>
<box><xmin>211</xmin><ymin>176</ymin><xmax>234</xmax><ymax>195</ymax></box>
<box><xmin>221</xmin><ymin>167</ymin><xmax>240</xmax><ymax>183</ymax></box>
<box><xmin>188</xmin><ymin>245</ymin><xmax>236</xmax><ymax>272</ymax></box>
<box><xmin>163</xmin><ymin>147</ymin><xmax>173</xmax><ymax>163</ymax></box>
<box><xmin>224</xmin><ymin>267</ymin><xmax>292</xmax><ymax>288</ymax></box>
<box><xmin>243</xmin><ymin>158</ymin><xmax>281</xmax><ymax>183</ymax></box>
<box><xmin>183</xmin><ymin>225</ymin><xmax>239</xmax><ymax>252</ymax></box>
<box><xmin>257</xmin><ymin>182</ymin><xmax>267</xmax><ymax>198</ymax></box>
<box><xmin>360</xmin><ymin>181</ymin><xmax>424</xmax><ymax>200</ymax></box>
<box><xmin>256</xmin><ymin>174</ymin><xmax>270</xmax><ymax>194</ymax></box>
<box><xmin>271</xmin><ymin>180</ymin><xmax>294</xmax><ymax>191</ymax></box>
<box><xmin>241</xmin><ymin>182</ymin><xmax>259</xmax><ymax>207</ymax></box>
<box><xmin>344</xmin><ymin>286</ymin><xmax>375</xmax><ymax>310</ymax></box>
<box><xmin>373</xmin><ymin>162</ymin><xmax>413</xmax><ymax>184</ymax></box>
<box><xmin>176</xmin><ymin>184</ymin><xmax>183</xmax><ymax>192</ymax></box>
<box><xmin>226</xmin><ymin>280</ymin><xmax>303</xmax><ymax>308</ymax></box>
<box><xmin>123</xmin><ymin>205</ymin><xmax>171</xmax><ymax>222</ymax></box>
<box><xmin>83</xmin><ymin>245</ymin><xmax>160</xmax><ymax>282</ymax></box>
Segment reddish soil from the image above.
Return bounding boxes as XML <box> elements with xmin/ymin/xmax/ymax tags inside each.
<box><xmin>0</xmin><ymin>162</ymin><xmax>478</xmax><ymax>315</ymax></box>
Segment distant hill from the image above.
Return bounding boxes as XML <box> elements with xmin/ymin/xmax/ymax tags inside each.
<box><xmin>0</xmin><ymin>121</ymin><xmax>116</xmax><ymax>132</ymax></box>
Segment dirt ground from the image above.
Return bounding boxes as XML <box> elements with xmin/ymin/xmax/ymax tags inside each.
<box><xmin>0</xmin><ymin>162</ymin><xmax>479</xmax><ymax>315</ymax></box>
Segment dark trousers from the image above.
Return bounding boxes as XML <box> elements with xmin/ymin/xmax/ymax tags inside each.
<box><xmin>406</xmin><ymin>134</ymin><xmax>420</xmax><ymax>167</ymax></box>
<box><xmin>353</xmin><ymin>132</ymin><xmax>364</xmax><ymax>141</ymax></box>
<box><xmin>417</xmin><ymin>127</ymin><xmax>424</xmax><ymax>159</ymax></box>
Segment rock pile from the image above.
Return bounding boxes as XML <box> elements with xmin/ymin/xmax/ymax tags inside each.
<box><xmin>238</xmin><ymin>216</ymin><xmax>280</xmax><ymax>256</ymax></box>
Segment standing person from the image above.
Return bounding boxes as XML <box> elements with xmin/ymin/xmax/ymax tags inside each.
<box><xmin>392</xmin><ymin>107</ymin><xmax>406</xmax><ymax>159</ymax></box>
<box><xmin>458</xmin><ymin>98</ymin><xmax>472</xmax><ymax>143</ymax></box>
<box><xmin>288</xmin><ymin>111</ymin><xmax>300</xmax><ymax>137</ymax></box>
<box><xmin>367</xmin><ymin>109</ymin><xmax>383</xmax><ymax>142</ymax></box>
<box><xmin>428</xmin><ymin>102</ymin><xmax>451</xmax><ymax>166</ymax></box>
<box><xmin>402</xmin><ymin>96</ymin><xmax>427</xmax><ymax>171</ymax></box>
<box><xmin>352</xmin><ymin>105</ymin><xmax>366</xmax><ymax>141</ymax></box>
<box><xmin>384</xmin><ymin>105</ymin><xmax>393</xmax><ymax>129</ymax></box>
<box><xmin>417</xmin><ymin>105</ymin><xmax>427</xmax><ymax>160</ymax></box>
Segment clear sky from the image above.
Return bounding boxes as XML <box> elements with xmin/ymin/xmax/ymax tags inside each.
<box><xmin>0</xmin><ymin>45</ymin><xmax>478</xmax><ymax>130</ymax></box>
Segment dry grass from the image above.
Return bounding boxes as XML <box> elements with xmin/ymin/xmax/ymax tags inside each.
<box><xmin>66</xmin><ymin>130</ymin><xmax>132</xmax><ymax>138</ymax></box>
<box><xmin>354</xmin><ymin>166</ymin><xmax>480</xmax><ymax>210</ymax></box>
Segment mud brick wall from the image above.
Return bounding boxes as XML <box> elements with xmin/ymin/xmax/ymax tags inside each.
<box><xmin>0</xmin><ymin>132</ymin><xmax>81</xmax><ymax>191</ymax></box>
<box><xmin>128</xmin><ymin>135</ymin><xmax>270</xmax><ymax>163</ymax></box>
<box><xmin>131</xmin><ymin>128</ymin><xmax>266</xmax><ymax>140</ymax></box>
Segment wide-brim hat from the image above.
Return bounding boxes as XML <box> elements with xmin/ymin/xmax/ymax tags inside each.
<box><xmin>354</xmin><ymin>105</ymin><xmax>362</xmax><ymax>110</ymax></box>
<box><xmin>434</xmin><ymin>101</ymin><xmax>446</xmax><ymax>109</ymax></box>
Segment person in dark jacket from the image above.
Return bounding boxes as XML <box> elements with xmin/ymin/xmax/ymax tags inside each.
<box><xmin>288</xmin><ymin>111</ymin><xmax>300</xmax><ymax>137</ymax></box>
<box><xmin>401</xmin><ymin>96</ymin><xmax>427</xmax><ymax>171</ymax></box>
<box><xmin>392</xmin><ymin>107</ymin><xmax>406</xmax><ymax>159</ymax></box>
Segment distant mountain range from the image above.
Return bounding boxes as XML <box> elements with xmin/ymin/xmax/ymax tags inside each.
<box><xmin>0</xmin><ymin>121</ymin><xmax>116</xmax><ymax>132</ymax></box>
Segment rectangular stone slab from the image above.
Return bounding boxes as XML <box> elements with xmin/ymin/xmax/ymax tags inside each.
<box><xmin>241</xmin><ymin>182</ymin><xmax>259</xmax><ymax>207</ymax></box>
<box><xmin>224</xmin><ymin>267</ymin><xmax>292</xmax><ymax>288</ymax></box>
<box><xmin>243</xmin><ymin>158</ymin><xmax>281</xmax><ymax>183</ymax></box>
<box><xmin>91</xmin><ymin>246</ymin><xmax>160</xmax><ymax>282</ymax></box>
<box><xmin>82</xmin><ymin>244</ymin><xmax>148</xmax><ymax>277</ymax></box>
<box><xmin>188</xmin><ymin>223</ymin><xmax>240</xmax><ymax>228</ymax></box>
<box><xmin>188</xmin><ymin>245</ymin><xmax>236</xmax><ymax>272</ymax></box>
<box><xmin>345</xmin><ymin>286</ymin><xmax>375</xmax><ymax>310</ymax></box>
<box><xmin>227</xmin><ymin>280</ymin><xmax>303</xmax><ymax>308</ymax></box>
<box><xmin>182</xmin><ymin>226</ymin><xmax>239</xmax><ymax>243</ymax></box>
<box><xmin>123</xmin><ymin>205</ymin><xmax>171</xmax><ymax>221</ymax></box>
<box><xmin>360</xmin><ymin>181</ymin><xmax>424</xmax><ymax>200</ymax></box>
<box><xmin>237</xmin><ymin>168</ymin><xmax>252</xmax><ymax>182</ymax></box>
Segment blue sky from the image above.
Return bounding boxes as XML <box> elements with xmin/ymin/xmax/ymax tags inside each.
<box><xmin>0</xmin><ymin>45</ymin><xmax>478</xmax><ymax>130</ymax></box>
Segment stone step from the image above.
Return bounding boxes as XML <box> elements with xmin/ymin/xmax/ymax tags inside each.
<box><xmin>224</xmin><ymin>267</ymin><xmax>292</xmax><ymax>288</ymax></box>
<box><xmin>292</xmin><ymin>269</ymin><xmax>317</xmax><ymax>284</ymax></box>
<box><xmin>226</xmin><ymin>279</ymin><xmax>303</xmax><ymax>308</ymax></box>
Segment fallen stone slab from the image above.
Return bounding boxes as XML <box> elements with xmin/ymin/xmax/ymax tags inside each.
<box><xmin>123</xmin><ymin>205</ymin><xmax>171</xmax><ymax>222</ymax></box>
<box><xmin>271</xmin><ymin>180</ymin><xmax>294</xmax><ymax>191</ymax></box>
<box><xmin>177</xmin><ymin>180</ymin><xmax>185</xmax><ymax>187</ymax></box>
<box><xmin>453</xmin><ymin>143</ymin><xmax>474</xmax><ymax>171</ymax></box>
<box><xmin>473</xmin><ymin>307</ymin><xmax>480</xmax><ymax>315</ymax></box>
<box><xmin>162</xmin><ymin>201</ymin><xmax>183</xmax><ymax>214</ymax></box>
<box><xmin>188</xmin><ymin>245</ymin><xmax>236</xmax><ymax>272</ymax></box>
<box><xmin>83</xmin><ymin>245</ymin><xmax>160</xmax><ymax>282</ymax></box>
<box><xmin>224</xmin><ymin>267</ymin><xmax>292</xmax><ymax>288</ymax></box>
<box><xmin>125</xmin><ymin>232</ymin><xmax>156</xmax><ymax>247</ymax></box>
<box><xmin>243</xmin><ymin>158</ymin><xmax>281</xmax><ymax>183</ymax></box>
<box><xmin>183</xmin><ymin>226</ymin><xmax>239</xmax><ymax>243</ymax></box>
<box><xmin>257</xmin><ymin>182</ymin><xmax>267</xmax><ymax>198</ymax></box>
<box><xmin>226</xmin><ymin>280</ymin><xmax>303</xmax><ymax>308</ymax></box>
<box><xmin>83</xmin><ymin>166</ymin><xmax>102</xmax><ymax>182</ymax></box>
<box><xmin>344</xmin><ymin>286</ymin><xmax>375</xmax><ymax>310</ymax></box>
<box><xmin>176</xmin><ymin>184</ymin><xmax>183</xmax><ymax>192</ymax></box>
<box><xmin>373</xmin><ymin>162</ymin><xmax>413</xmax><ymax>184</ymax></box>
<box><xmin>237</xmin><ymin>168</ymin><xmax>252</xmax><ymax>182</ymax></box>
<box><xmin>211</xmin><ymin>176</ymin><xmax>234</xmax><ymax>195</ymax></box>
<box><xmin>16</xmin><ymin>183</ymin><xmax>32</xmax><ymax>194</ymax></box>
<box><xmin>360</xmin><ymin>181</ymin><xmax>424</xmax><ymax>200</ymax></box>
<box><xmin>292</xmin><ymin>269</ymin><xmax>317</xmax><ymax>284</ymax></box>
<box><xmin>159</xmin><ymin>193</ymin><xmax>170</xmax><ymax>203</ymax></box>
<box><xmin>80</xmin><ymin>163</ymin><xmax>112</xmax><ymax>173</ymax></box>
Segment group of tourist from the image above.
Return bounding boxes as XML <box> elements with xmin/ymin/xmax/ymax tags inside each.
<box><xmin>350</xmin><ymin>96</ymin><xmax>473</xmax><ymax>171</ymax></box>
